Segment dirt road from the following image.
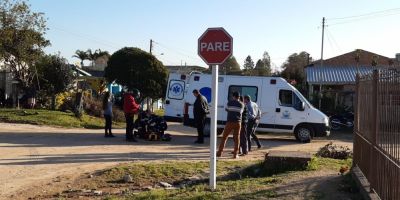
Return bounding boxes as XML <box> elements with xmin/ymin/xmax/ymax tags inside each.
<box><xmin>0</xmin><ymin>122</ymin><xmax>352</xmax><ymax>199</ymax></box>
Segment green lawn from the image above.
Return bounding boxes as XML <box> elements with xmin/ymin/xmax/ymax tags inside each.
<box><xmin>0</xmin><ymin>108</ymin><xmax>125</xmax><ymax>129</ymax></box>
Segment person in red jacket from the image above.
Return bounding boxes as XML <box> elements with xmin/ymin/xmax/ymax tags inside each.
<box><xmin>123</xmin><ymin>90</ymin><xmax>140</xmax><ymax>142</ymax></box>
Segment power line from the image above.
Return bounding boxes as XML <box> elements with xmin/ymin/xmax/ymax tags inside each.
<box><xmin>329</xmin><ymin>12</ymin><xmax>400</xmax><ymax>26</ymax></box>
<box><xmin>328</xmin><ymin>7</ymin><xmax>400</xmax><ymax>21</ymax></box>
<box><xmin>325</xmin><ymin>30</ymin><xmax>336</xmax><ymax>54</ymax></box>
<box><xmin>326</xmin><ymin>29</ymin><xmax>342</xmax><ymax>53</ymax></box>
<box><xmin>153</xmin><ymin>41</ymin><xmax>204</xmax><ymax>63</ymax></box>
<box><xmin>51</xmin><ymin>26</ymin><xmax>122</xmax><ymax>49</ymax></box>
<box><xmin>327</xmin><ymin>9</ymin><xmax>400</xmax><ymax>26</ymax></box>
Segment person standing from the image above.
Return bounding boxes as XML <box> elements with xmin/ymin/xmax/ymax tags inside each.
<box><xmin>103</xmin><ymin>91</ymin><xmax>115</xmax><ymax>137</ymax></box>
<box><xmin>217</xmin><ymin>92</ymin><xmax>244</xmax><ymax>159</ymax></box>
<box><xmin>244</xmin><ymin>95</ymin><xmax>262</xmax><ymax>151</ymax></box>
<box><xmin>123</xmin><ymin>90</ymin><xmax>140</xmax><ymax>142</ymax></box>
<box><xmin>192</xmin><ymin>89</ymin><xmax>209</xmax><ymax>144</ymax></box>
<box><xmin>239</xmin><ymin>96</ymin><xmax>248</xmax><ymax>156</ymax></box>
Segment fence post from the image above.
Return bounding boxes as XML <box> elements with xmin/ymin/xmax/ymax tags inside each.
<box><xmin>355</xmin><ymin>74</ymin><xmax>359</xmax><ymax>132</ymax></box>
<box><xmin>370</xmin><ymin>70</ymin><xmax>379</xmax><ymax>191</ymax></box>
<box><xmin>372</xmin><ymin>70</ymin><xmax>379</xmax><ymax>145</ymax></box>
<box><xmin>353</xmin><ymin>74</ymin><xmax>359</xmax><ymax>168</ymax></box>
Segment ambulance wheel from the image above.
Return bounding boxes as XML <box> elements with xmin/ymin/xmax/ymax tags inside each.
<box><xmin>203</xmin><ymin>121</ymin><xmax>210</xmax><ymax>137</ymax></box>
<box><xmin>295</xmin><ymin>125</ymin><xmax>313</xmax><ymax>143</ymax></box>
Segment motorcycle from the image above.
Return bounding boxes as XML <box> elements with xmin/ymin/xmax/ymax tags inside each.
<box><xmin>329</xmin><ymin>112</ymin><xmax>354</xmax><ymax>131</ymax></box>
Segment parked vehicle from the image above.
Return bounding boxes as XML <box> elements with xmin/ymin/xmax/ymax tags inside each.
<box><xmin>164</xmin><ymin>72</ymin><xmax>330</xmax><ymax>143</ymax></box>
<box><xmin>329</xmin><ymin>112</ymin><xmax>354</xmax><ymax>131</ymax></box>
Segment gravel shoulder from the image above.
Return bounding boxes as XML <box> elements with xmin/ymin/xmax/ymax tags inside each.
<box><xmin>0</xmin><ymin>122</ymin><xmax>352</xmax><ymax>199</ymax></box>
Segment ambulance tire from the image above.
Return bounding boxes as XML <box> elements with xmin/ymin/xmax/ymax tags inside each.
<box><xmin>295</xmin><ymin>125</ymin><xmax>313</xmax><ymax>143</ymax></box>
<box><xmin>203</xmin><ymin>121</ymin><xmax>210</xmax><ymax>137</ymax></box>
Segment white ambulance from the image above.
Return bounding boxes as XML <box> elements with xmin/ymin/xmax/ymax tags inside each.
<box><xmin>164</xmin><ymin>72</ymin><xmax>330</xmax><ymax>142</ymax></box>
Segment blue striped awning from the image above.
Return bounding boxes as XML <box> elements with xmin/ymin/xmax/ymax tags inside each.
<box><xmin>305</xmin><ymin>66</ymin><xmax>376</xmax><ymax>85</ymax></box>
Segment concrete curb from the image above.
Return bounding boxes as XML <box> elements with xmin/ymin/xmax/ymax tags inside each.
<box><xmin>351</xmin><ymin>166</ymin><xmax>380</xmax><ymax>200</ymax></box>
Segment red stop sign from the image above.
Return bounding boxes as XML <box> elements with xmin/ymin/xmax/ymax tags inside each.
<box><xmin>198</xmin><ymin>27</ymin><xmax>233</xmax><ymax>65</ymax></box>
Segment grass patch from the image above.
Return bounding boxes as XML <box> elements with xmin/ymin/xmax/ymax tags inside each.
<box><xmin>100</xmin><ymin>160</ymin><xmax>260</xmax><ymax>186</ymax></box>
<box><xmin>0</xmin><ymin>108</ymin><xmax>125</xmax><ymax>129</ymax></box>
<box><xmin>307</xmin><ymin>156</ymin><xmax>352</xmax><ymax>171</ymax></box>
<box><xmin>153</xmin><ymin>109</ymin><xmax>164</xmax><ymax>116</ymax></box>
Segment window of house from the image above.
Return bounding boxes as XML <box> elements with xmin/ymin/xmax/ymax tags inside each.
<box><xmin>228</xmin><ymin>85</ymin><xmax>258</xmax><ymax>102</ymax></box>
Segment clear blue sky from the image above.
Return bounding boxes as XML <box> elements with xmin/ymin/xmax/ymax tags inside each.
<box><xmin>30</xmin><ymin>0</ymin><xmax>400</xmax><ymax>70</ymax></box>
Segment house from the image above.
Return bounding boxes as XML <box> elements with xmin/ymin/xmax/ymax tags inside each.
<box><xmin>305</xmin><ymin>49</ymin><xmax>400</xmax><ymax>112</ymax></box>
<box><xmin>0</xmin><ymin>62</ymin><xmax>15</xmax><ymax>105</ymax></box>
<box><xmin>165</xmin><ymin>65</ymin><xmax>207</xmax><ymax>74</ymax></box>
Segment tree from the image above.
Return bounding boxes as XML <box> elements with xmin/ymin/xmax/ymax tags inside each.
<box><xmin>72</xmin><ymin>50</ymin><xmax>88</xmax><ymax>67</ymax></box>
<box><xmin>281</xmin><ymin>51</ymin><xmax>311</xmax><ymax>85</ymax></box>
<box><xmin>95</xmin><ymin>49</ymin><xmax>110</xmax><ymax>58</ymax></box>
<box><xmin>105</xmin><ymin>47</ymin><xmax>168</xmax><ymax>100</ymax></box>
<box><xmin>254</xmin><ymin>59</ymin><xmax>267</xmax><ymax>76</ymax></box>
<box><xmin>36</xmin><ymin>54</ymin><xmax>74</xmax><ymax>109</ymax></box>
<box><xmin>261</xmin><ymin>51</ymin><xmax>271</xmax><ymax>69</ymax></box>
<box><xmin>218</xmin><ymin>56</ymin><xmax>242</xmax><ymax>75</ymax></box>
<box><xmin>0</xmin><ymin>0</ymin><xmax>49</xmax><ymax>91</ymax></box>
<box><xmin>86</xmin><ymin>49</ymin><xmax>95</xmax><ymax>67</ymax></box>
<box><xmin>254</xmin><ymin>51</ymin><xmax>272</xmax><ymax>76</ymax></box>
<box><xmin>86</xmin><ymin>49</ymin><xmax>110</xmax><ymax>67</ymax></box>
<box><xmin>243</xmin><ymin>55</ymin><xmax>254</xmax><ymax>75</ymax></box>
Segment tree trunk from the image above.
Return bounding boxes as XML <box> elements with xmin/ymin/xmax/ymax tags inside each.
<box><xmin>51</xmin><ymin>94</ymin><xmax>56</xmax><ymax>110</ymax></box>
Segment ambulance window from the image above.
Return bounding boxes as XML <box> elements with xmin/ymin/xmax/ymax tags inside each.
<box><xmin>279</xmin><ymin>90</ymin><xmax>293</xmax><ymax>107</ymax></box>
<box><xmin>228</xmin><ymin>85</ymin><xmax>258</xmax><ymax>102</ymax></box>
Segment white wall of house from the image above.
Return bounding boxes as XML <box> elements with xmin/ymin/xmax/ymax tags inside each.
<box><xmin>0</xmin><ymin>61</ymin><xmax>14</xmax><ymax>99</ymax></box>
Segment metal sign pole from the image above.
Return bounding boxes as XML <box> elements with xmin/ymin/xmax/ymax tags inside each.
<box><xmin>209</xmin><ymin>64</ymin><xmax>218</xmax><ymax>190</ymax></box>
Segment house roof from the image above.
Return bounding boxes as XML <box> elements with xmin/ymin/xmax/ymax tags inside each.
<box><xmin>305</xmin><ymin>66</ymin><xmax>377</xmax><ymax>85</ymax></box>
<box><xmin>71</xmin><ymin>65</ymin><xmax>92</xmax><ymax>76</ymax></box>
<box><xmin>165</xmin><ymin>65</ymin><xmax>206</xmax><ymax>73</ymax></box>
<box><xmin>312</xmin><ymin>49</ymin><xmax>399</xmax><ymax>66</ymax></box>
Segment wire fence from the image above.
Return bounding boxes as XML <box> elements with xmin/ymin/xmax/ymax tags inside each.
<box><xmin>354</xmin><ymin>69</ymin><xmax>400</xmax><ymax>200</ymax></box>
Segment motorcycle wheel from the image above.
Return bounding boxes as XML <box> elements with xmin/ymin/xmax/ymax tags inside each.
<box><xmin>330</xmin><ymin>119</ymin><xmax>342</xmax><ymax>130</ymax></box>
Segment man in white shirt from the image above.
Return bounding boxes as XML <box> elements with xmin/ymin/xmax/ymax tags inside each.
<box><xmin>244</xmin><ymin>95</ymin><xmax>262</xmax><ymax>151</ymax></box>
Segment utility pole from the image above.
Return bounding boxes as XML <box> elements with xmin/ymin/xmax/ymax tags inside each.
<box><xmin>149</xmin><ymin>39</ymin><xmax>153</xmax><ymax>55</ymax></box>
<box><xmin>148</xmin><ymin>39</ymin><xmax>153</xmax><ymax>111</ymax></box>
<box><xmin>319</xmin><ymin>17</ymin><xmax>325</xmax><ymax>110</ymax></box>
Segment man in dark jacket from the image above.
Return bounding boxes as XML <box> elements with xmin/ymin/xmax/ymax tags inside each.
<box><xmin>192</xmin><ymin>89</ymin><xmax>209</xmax><ymax>144</ymax></box>
<box><xmin>217</xmin><ymin>91</ymin><xmax>244</xmax><ymax>159</ymax></box>
<box><xmin>239</xmin><ymin>96</ymin><xmax>248</xmax><ymax>156</ymax></box>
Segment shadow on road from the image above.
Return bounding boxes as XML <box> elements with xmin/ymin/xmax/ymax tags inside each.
<box><xmin>0</xmin><ymin>151</ymin><xmax>211</xmax><ymax>165</ymax></box>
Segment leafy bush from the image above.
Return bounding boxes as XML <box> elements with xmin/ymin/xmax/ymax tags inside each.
<box><xmin>316</xmin><ymin>142</ymin><xmax>353</xmax><ymax>159</ymax></box>
<box><xmin>82</xmin><ymin>94</ymin><xmax>125</xmax><ymax>122</ymax></box>
<box><xmin>112</xmin><ymin>106</ymin><xmax>125</xmax><ymax>122</ymax></box>
<box><xmin>55</xmin><ymin>92</ymin><xmax>75</xmax><ymax>111</ymax></box>
<box><xmin>83</xmin><ymin>97</ymin><xmax>103</xmax><ymax>118</ymax></box>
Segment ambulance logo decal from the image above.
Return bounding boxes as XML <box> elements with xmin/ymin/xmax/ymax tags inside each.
<box><xmin>282</xmin><ymin>110</ymin><xmax>291</xmax><ymax>119</ymax></box>
<box><xmin>170</xmin><ymin>83</ymin><xmax>183</xmax><ymax>96</ymax></box>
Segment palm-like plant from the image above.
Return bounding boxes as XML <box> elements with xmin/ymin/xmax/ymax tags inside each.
<box><xmin>72</xmin><ymin>50</ymin><xmax>89</xmax><ymax>67</ymax></box>
<box><xmin>86</xmin><ymin>49</ymin><xmax>110</xmax><ymax>67</ymax></box>
<box><xmin>95</xmin><ymin>49</ymin><xmax>110</xmax><ymax>58</ymax></box>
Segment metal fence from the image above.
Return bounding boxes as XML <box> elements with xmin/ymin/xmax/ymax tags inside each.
<box><xmin>354</xmin><ymin>69</ymin><xmax>400</xmax><ymax>200</ymax></box>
